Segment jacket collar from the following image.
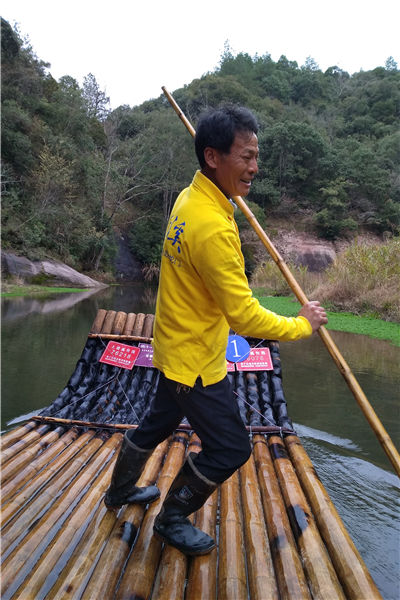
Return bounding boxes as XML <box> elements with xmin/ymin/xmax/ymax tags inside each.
<box><xmin>191</xmin><ymin>170</ymin><xmax>235</xmax><ymax>217</ymax></box>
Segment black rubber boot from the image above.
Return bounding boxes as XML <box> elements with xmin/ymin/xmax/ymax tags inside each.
<box><xmin>104</xmin><ymin>431</ymin><xmax>160</xmax><ymax>509</ymax></box>
<box><xmin>153</xmin><ymin>453</ymin><xmax>217</xmax><ymax>555</ymax></box>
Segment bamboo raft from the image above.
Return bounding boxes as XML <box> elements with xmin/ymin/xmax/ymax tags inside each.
<box><xmin>1</xmin><ymin>309</ymin><xmax>383</xmax><ymax>599</ymax></box>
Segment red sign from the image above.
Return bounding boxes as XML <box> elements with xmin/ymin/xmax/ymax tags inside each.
<box><xmin>100</xmin><ymin>342</ymin><xmax>140</xmax><ymax>370</ymax></box>
<box><xmin>226</xmin><ymin>360</ymin><xmax>235</xmax><ymax>372</ymax></box>
<box><xmin>236</xmin><ymin>347</ymin><xmax>273</xmax><ymax>371</ymax></box>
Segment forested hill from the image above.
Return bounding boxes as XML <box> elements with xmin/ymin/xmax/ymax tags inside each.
<box><xmin>2</xmin><ymin>19</ymin><xmax>399</xmax><ymax>276</ymax></box>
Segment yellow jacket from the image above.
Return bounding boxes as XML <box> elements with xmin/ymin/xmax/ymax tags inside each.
<box><xmin>152</xmin><ymin>171</ymin><xmax>312</xmax><ymax>387</ymax></box>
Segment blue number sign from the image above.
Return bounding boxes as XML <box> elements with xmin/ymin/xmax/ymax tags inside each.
<box><xmin>226</xmin><ymin>335</ymin><xmax>251</xmax><ymax>363</ymax></box>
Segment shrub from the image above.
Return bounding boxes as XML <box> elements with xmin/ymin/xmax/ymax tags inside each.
<box><xmin>311</xmin><ymin>238</ymin><xmax>400</xmax><ymax>321</ymax></box>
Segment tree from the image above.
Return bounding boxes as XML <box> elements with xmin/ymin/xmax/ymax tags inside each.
<box><xmin>82</xmin><ymin>72</ymin><xmax>110</xmax><ymax>121</ymax></box>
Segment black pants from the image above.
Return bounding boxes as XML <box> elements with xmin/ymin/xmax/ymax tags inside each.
<box><xmin>131</xmin><ymin>372</ymin><xmax>251</xmax><ymax>484</ymax></box>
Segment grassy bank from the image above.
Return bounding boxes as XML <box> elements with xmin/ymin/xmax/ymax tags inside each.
<box><xmin>251</xmin><ymin>238</ymin><xmax>400</xmax><ymax>323</ymax></box>
<box><xmin>1</xmin><ymin>284</ymin><xmax>90</xmax><ymax>297</ymax></box>
<box><xmin>255</xmin><ymin>294</ymin><xmax>400</xmax><ymax>347</ymax></box>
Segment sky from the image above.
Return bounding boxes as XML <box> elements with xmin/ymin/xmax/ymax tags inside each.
<box><xmin>2</xmin><ymin>0</ymin><xmax>399</xmax><ymax>109</ymax></box>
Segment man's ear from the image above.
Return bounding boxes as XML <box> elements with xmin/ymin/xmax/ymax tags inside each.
<box><xmin>203</xmin><ymin>147</ymin><xmax>220</xmax><ymax>169</ymax></box>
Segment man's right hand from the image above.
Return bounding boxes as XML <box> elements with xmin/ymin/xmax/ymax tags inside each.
<box><xmin>298</xmin><ymin>301</ymin><xmax>328</xmax><ymax>333</ymax></box>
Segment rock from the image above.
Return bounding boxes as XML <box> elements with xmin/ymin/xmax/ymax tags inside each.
<box><xmin>1</xmin><ymin>252</ymin><xmax>107</xmax><ymax>288</ymax></box>
<box><xmin>274</xmin><ymin>232</ymin><xmax>337</xmax><ymax>272</ymax></box>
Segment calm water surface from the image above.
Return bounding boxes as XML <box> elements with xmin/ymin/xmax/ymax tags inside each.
<box><xmin>2</xmin><ymin>284</ymin><xmax>399</xmax><ymax>599</ymax></box>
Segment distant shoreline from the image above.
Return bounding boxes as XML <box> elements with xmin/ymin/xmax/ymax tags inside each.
<box><xmin>256</xmin><ymin>295</ymin><xmax>400</xmax><ymax>347</ymax></box>
<box><xmin>1</xmin><ymin>284</ymin><xmax>90</xmax><ymax>297</ymax></box>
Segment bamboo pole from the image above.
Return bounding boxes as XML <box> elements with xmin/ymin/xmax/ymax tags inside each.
<box><xmin>115</xmin><ymin>433</ymin><xmax>188</xmax><ymax>600</ymax></box>
<box><xmin>285</xmin><ymin>434</ymin><xmax>383</xmax><ymax>599</ymax></box>
<box><xmin>102</xmin><ymin>310</ymin><xmax>117</xmax><ymax>334</ymax></box>
<box><xmin>268</xmin><ymin>434</ymin><xmax>346</xmax><ymax>599</ymax></box>
<box><xmin>10</xmin><ymin>440</ymin><xmax>121</xmax><ymax>600</ymax></box>
<box><xmin>90</xmin><ymin>308</ymin><xmax>107</xmax><ymax>333</ymax></box>
<box><xmin>132</xmin><ymin>312</ymin><xmax>146</xmax><ymax>336</ymax></box>
<box><xmin>87</xmin><ymin>332</ymin><xmax>153</xmax><ymax>343</ymax></box>
<box><xmin>1</xmin><ymin>423</ymin><xmax>51</xmax><ymax>465</ymax></box>
<box><xmin>239</xmin><ymin>452</ymin><xmax>280</xmax><ymax>600</ymax></box>
<box><xmin>0</xmin><ymin>421</ymin><xmax>37</xmax><ymax>451</ymax></box>
<box><xmin>185</xmin><ymin>434</ymin><xmax>218</xmax><ymax>600</ymax></box>
<box><xmin>112</xmin><ymin>310</ymin><xmax>128</xmax><ymax>335</ymax></box>
<box><xmin>81</xmin><ymin>438</ymin><xmax>169</xmax><ymax>600</ymax></box>
<box><xmin>1</xmin><ymin>433</ymin><xmax>121</xmax><ymax>598</ymax></box>
<box><xmin>1</xmin><ymin>429</ymin><xmax>93</xmax><ymax>527</ymax></box>
<box><xmin>161</xmin><ymin>85</ymin><xmax>400</xmax><ymax>478</ymax></box>
<box><xmin>122</xmin><ymin>311</ymin><xmax>136</xmax><ymax>335</ymax></box>
<box><xmin>151</xmin><ymin>434</ymin><xmax>207</xmax><ymax>600</ymax></box>
<box><xmin>1</xmin><ymin>433</ymin><xmax>110</xmax><ymax>561</ymax></box>
<box><xmin>47</xmin><ymin>501</ymin><xmax>115</xmax><ymax>600</ymax></box>
<box><xmin>218</xmin><ymin>470</ymin><xmax>248</xmax><ymax>599</ymax></box>
<box><xmin>1</xmin><ymin>426</ymin><xmax>64</xmax><ymax>485</ymax></box>
<box><xmin>143</xmin><ymin>313</ymin><xmax>154</xmax><ymax>338</ymax></box>
<box><xmin>151</xmin><ymin>437</ymin><xmax>194</xmax><ymax>600</ymax></box>
<box><xmin>31</xmin><ymin>414</ymin><xmax>295</xmax><ymax>434</ymax></box>
<box><xmin>252</xmin><ymin>435</ymin><xmax>312</xmax><ymax>600</ymax></box>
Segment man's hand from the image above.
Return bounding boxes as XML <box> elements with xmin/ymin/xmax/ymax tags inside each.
<box><xmin>298</xmin><ymin>301</ymin><xmax>328</xmax><ymax>333</ymax></box>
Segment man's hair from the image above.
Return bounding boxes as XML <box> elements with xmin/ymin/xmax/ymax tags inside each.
<box><xmin>194</xmin><ymin>104</ymin><xmax>259</xmax><ymax>168</ymax></box>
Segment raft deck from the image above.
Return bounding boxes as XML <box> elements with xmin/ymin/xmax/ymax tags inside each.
<box><xmin>1</xmin><ymin>310</ymin><xmax>382</xmax><ymax>599</ymax></box>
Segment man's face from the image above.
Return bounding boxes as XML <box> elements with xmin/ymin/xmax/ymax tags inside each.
<box><xmin>208</xmin><ymin>131</ymin><xmax>259</xmax><ymax>198</ymax></box>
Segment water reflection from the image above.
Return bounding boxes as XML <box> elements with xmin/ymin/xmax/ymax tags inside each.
<box><xmin>1</xmin><ymin>288</ymin><xmax>103</xmax><ymax>322</ymax></box>
<box><xmin>1</xmin><ymin>285</ymin><xmax>399</xmax><ymax>598</ymax></box>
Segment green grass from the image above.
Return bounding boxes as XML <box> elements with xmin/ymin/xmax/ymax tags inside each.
<box><xmin>255</xmin><ymin>294</ymin><xmax>400</xmax><ymax>347</ymax></box>
<box><xmin>1</xmin><ymin>285</ymin><xmax>90</xmax><ymax>297</ymax></box>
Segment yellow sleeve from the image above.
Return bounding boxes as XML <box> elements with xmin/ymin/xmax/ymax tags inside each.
<box><xmin>195</xmin><ymin>224</ymin><xmax>312</xmax><ymax>341</ymax></box>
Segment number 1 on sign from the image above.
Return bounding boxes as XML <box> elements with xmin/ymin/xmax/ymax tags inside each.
<box><xmin>226</xmin><ymin>335</ymin><xmax>251</xmax><ymax>363</ymax></box>
<box><xmin>231</xmin><ymin>338</ymin><xmax>240</xmax><ymax>358</ymax></box>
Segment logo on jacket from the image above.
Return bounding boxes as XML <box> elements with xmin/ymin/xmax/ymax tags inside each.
<box><xmin>166</xmin><ymin>215</ymin><xmax>185</xmax><ymax>254</ymax></box>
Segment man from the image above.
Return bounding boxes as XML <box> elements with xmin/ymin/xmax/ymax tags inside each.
<box><xmin>104</xmin><ymin>105</ymin><xmax>327</xmax><ymax>556</ymax></box>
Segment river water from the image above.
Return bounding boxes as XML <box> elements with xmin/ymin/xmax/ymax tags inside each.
<box><xmin>2</xmin><ymin>285</ymin><xmax>399</xmax><ymax>599</ymax></box>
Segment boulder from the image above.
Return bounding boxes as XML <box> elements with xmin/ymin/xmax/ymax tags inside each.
<box><xmin>274</xmin><ymin>233</ymin><xmax>337</xmax><ymax>272</ymax></box>
<box><xmin>1</xmin><ymin>252</ymin><xmax>107</xmax><ymax>288</ymax></box>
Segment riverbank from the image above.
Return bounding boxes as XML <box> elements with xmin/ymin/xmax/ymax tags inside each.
<box><xmin>1</xmin><ymin>284</ymin><xmax>90</xmax><ymax>297</ymax></box>
<box><xmin>256</xmin><ymin>294</ymin><xmax>400</xmax><ymax>347</ymax></box>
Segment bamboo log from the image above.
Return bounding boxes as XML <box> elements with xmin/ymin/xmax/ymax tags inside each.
<box><xmin>162</xmin><ymin>85</ymin><xmax>400</xmax><ymax>478</ymax></box>
<box><xmin>186</xmin><ymin>489</ymin><xmax>218</xmax><ymax>600</ymax></box>
<box><xmin>81</xmin><ymin>439</ymin><xmax>169</xmax><ymax>600</ymax></box>
<box><xmin>268</xmin><ymin>434</ymin><xmax>346</xmax><ymax>599</ymax></box>
<box><xmin>0</xmin><ymin>421</ymin><xmax>37</xmax><ymax>451</ymax></box>
<box><xmin>31</xmin><ymin>414</ymin><xmax>295</xmax><ymax>435</ymax></box>
<box><xmin>116</xmin><ymin>434</ymin><xmax>188</xmax><ymax>600</ymax></box>
<box><xmin>102</xmin><ymin>310</ymin><xmax>117</xmax><ymax>334</ymax></box>
<box><xmin>1</xmin><ymin>429</ymin><xmax>92</xmax><ymax>527</ymax></box>
<box><xmin>1</xmin><ymin>426</ymin><xmax>64</xmax><ymax>485</ymax></box>
<box><xmin>1</xmin><ymin>433</ymin><xmax>121</xmax><ymax>598</ymax></box>
<box><xmin>143</xmin><ymin>313</ymin><xmax>154</xmax><ymax>338</ymax></box>
<box><xmin>1</xmin><ymin>433</ymin><xmax>112</xmax><ymax>561</ymax></box>
<box><xmin>47</xmin><ymin>502</ymin><xmax>115</xmax><ymax>600</ymax></box>
<box><xmin>122</xmin><ymin>312</ymin><xmax>136</xmax><ymax>335</ymax></box>
<box><xmin>252</xmin><ymin>435</ymin><xmax>311</xmax><ymax>600</ymax></box>
<box><xmin>87</xmin><ymin>332</ymin><xmax>153</xmax><ymax>343</ymax></box>
<box><xmin>10</xmin><ymin>443</ymin><xmax>121</xmax><ymax>600</ymax></box>
<box><xmin>285</xmin><ymin>434</ymin><xmax>383</xmax><ymax>599</ymax></box>
<box><xmin>90</xmin><ymin>309</ymin><xmax>107</xmax><ymax>333</ymax></box>
<box><xmin>239</xmin><ymin>452</ymin><xmax>280</xmax><ymax>600</ymax></box>
<box><xmin>132</xmin><ymin>312</ymin><xmax>146</xmax><ymax>336</ymax></box>
<box><xmin>112</xmin><ymin>311</ymin><xmax>128</xmax><ymax>335</ymax></box>
<box><xmin>218</xmin><ymin>470</ymin><xmax>247</xmax><ymax>600</ymax></box>
<box><xmin>1</xmin><ymin>423</ymin><xmax>50</xmax><ymax>465</ymax></box>
<box><xmin>185</xmin><ymin>434</ymin><xmax>218</xmax><ymax>600</ymax></box>
<box><xmin>151</xmin><ymin>537</ymin><xmax>188</xmax><ymax>600</ymax></box>
<box><xmin>152</xmin><ymin>434</ymin><xmax>203</xmax><ymax>600</ymax></box>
